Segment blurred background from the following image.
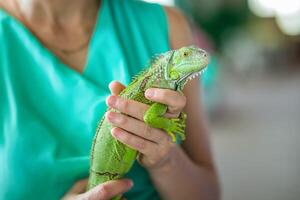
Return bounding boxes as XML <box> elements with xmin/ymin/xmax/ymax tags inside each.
<box><xmin>143</xmin><ymin>0</ymin><xmax>300</xmax><ymax>200</ymax></box>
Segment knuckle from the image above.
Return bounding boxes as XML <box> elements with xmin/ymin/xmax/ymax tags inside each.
<box><xmin>147</xmin><ymin>158</ymin><xmax>158</xmax><ymax>167</ymax></box>
<box><xmin>154</xmin><ymin>129</ymin><xmax>167</xmax><ymax>143</ymax></box>
<box><xmin>160</xmin><ymin>90</ymin><xmax>168</xmax><ymax>99</ymax></box>
<box><xmin>120</xmin><ymin>99</ymin><xmax>129</xmax><ymax>112</ymax></box>
<box><xmin>152</xmin><ymin>154</ymin><xmax>165</xmax><ymax>167</ymax></box>
<box><xmin>120</xmin><ymin>131</ymin><xmax>129</xmax><ymax>142</ymax></box>
<box><xmin>174</xmin><ymin>95</ymin><xmax>186</xmax><ymax>110</ymax></box>
<box><xmin>145</xmin><ymin>147</ymin><xmax>168</xmax><ymax>168</ymax></box>
<box><xmin>137</xmin><ymin>139</ymin><xmax>147</xmax><ymax>150</ymax></box>
<box><xmin>159</xmin><ymin>134</ymin><xmax>173</xmax><ymax>148</ymax></box>
<box><xmin>160</xmin><ymin>133</ymin><xmax>170</xmax><ymax>144</ymax></box>
<box><xmin>122</xmin><ymin>132</ymin><xmax>134</xmax><ymax>146</ymax></box>
<box><xmin>142</xmin><ymin>124</ymin><xmax>152</xmax><ymax>137</ymax></box>
<box><xmin>119</xmin><ymin>114</ymin><xmax>127</xmax><ymax>125</ymax></box>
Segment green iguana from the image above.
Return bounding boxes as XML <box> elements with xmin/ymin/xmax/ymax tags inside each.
<box><xmin>88</xmin><ymin>46</ymin><xmax>209</xmax><ymax>198</ymax></box>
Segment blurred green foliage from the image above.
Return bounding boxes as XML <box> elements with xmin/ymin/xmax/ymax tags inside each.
<box><xmin>175</xmin><ymin>0</ymin><xmax>251</xmax><ymax>49</ymax></box>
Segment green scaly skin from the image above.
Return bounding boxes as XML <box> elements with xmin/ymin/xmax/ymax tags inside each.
<box><xmin>87</xmin><ymin>46</ymin><xmax>209</xmax><ymax>199</ymax></box>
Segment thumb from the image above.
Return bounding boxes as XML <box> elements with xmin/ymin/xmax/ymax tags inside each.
<box><xmin>82</xmin><ymin>179</ymin><xmax>133</xmax><ymax>200</ymax></box>
<box><xmin>61</xmin><ymin>179</ymin><xmax>88</xmax><ymax>199</ymax></box>
<box><xmin>109</xmin><ymin>81</ymin><xmax>126</xmax><ymax>95</ymax></box>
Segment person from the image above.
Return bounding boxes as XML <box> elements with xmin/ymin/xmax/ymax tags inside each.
<box><xmin>0</xmin><ymin>0</ymin><xmax>220</xmax><ymax>199</ymax></box>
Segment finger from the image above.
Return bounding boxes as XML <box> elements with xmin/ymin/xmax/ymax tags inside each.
<box><xmin>84</xmin><ymin>179</ymin><xmax>133</xmax><ymax>200</ymax></box>
<box><xmin>106</xmin><ymin>95</ymin><xmax>148</xmax><ymax>121</ymax></box>
<box><xmin>70</xmin><ymin>179</ymin><xmax>88</xmax><ymax>194</ymax></box>
<box><xmin>109</xmin><ymin>81</ymin><xmax>126</xmax><ymax>95</ymax></box>
<box><xmin>62</xmin><ymin>179</ymin><xmax>88</xmax><ymax>199</ymax></box>
<box><xmin>111</xmin><ymin>127</ymin><xmax>157</xmax><ymax>155</ymax></box>
<box><xmin>145</xmin><ymin>88</ymin><xmax>186</xmax><ymax>114</ymax></box>
<box><xmin>106</xmin><ymin>111</ymin><xmax>168</xmax><ymax>144</ymax></box>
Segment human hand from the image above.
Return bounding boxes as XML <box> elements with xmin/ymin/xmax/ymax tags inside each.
<box><xmin>105</xmin><ymin>81</ymin><xmax>187</xmax><ymax>170</ymax></box>
<box><xmin>61</xmin><ymin>178</ymin><xmax>132</xmax><ymax>200</ymax></box>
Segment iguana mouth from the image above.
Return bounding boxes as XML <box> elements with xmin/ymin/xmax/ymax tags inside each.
<box><xmin>176</xmin><ymin>67</ymin><xmax>207</xmax><ymax>86</ymax></box>
<box><xmin>187</xmin><ymin>71</ymin><xmax>202</xmax><ymax>80</ymax></box>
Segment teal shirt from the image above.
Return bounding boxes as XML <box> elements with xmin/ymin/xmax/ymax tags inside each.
<box><xmin>0</xmin><ymin>0</ymin><xmax>169</xmax><ymax>199</ymax></box>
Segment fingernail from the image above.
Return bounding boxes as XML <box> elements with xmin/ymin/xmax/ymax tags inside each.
<box><xmin>106</xmin><ymin>95</ymin><xmax>117</xmax><ymax>107</ymax></box>
<box><xmin>106</xmin><ymin>112</ymin><xmax>117</xmax><ymax>123</ymax></box>
<box><xmin>128</xmin><ymin>180</ymin><xmax>134</xmax><ymax>187</ymax></box>
<box><xmin>145</xmin><ymin>89</ymin><xmax>154</xmax><ymax>98</ymax></box>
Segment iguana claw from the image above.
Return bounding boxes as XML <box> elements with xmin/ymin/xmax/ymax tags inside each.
<box><xmin>164</xmin><ymin>115</ymin><xmax>186</xmax><ymax>142</ymax></box>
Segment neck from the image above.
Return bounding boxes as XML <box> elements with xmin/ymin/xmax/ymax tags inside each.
<box><xmin>15</xmin><ymin>0</ymin><xmax>100</xmax><ymax>25</ymax></box>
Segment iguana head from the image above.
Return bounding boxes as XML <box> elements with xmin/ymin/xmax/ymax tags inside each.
<box><xmin>162</xmin><ymin>46</ymin><xmax>209</xmax><ymax>91</ymax></box>
<box><xmin>146</xmin><ymin>46</ymin><xmax>209</xmax><ymax>92</ymax></box>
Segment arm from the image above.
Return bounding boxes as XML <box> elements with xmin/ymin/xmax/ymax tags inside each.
<box><xmin>105</xmin><ymin>7</ymin><xmax>220</xmax><ymax>200</ymax></box>
<box><xmin>146</xmin><ymin>7</ymin><xmax>220</xmax><ymax>200</ymax></box>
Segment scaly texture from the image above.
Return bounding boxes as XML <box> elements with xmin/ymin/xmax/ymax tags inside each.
<box><xmin>88</xmin><ymin>46</ymin><xmax>209</xmax><ymax>198</ymax></box>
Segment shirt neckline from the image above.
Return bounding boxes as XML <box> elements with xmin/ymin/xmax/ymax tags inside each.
<box><xmin>0</xmin><ymin>0</ymin><xmax>107</xmax><ymax>77</ymax></box>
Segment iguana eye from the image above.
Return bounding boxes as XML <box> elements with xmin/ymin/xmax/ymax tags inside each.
<box><xmin>183</xmin><ymin>52</ymin><xmax>188</xmax><ymax>56</ymax></box>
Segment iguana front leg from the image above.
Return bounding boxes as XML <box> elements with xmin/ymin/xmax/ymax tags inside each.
<box><xmin>143</xmin><ymin>102</ymin><xmax>186</xmax><ymax>142</ymax></box>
